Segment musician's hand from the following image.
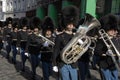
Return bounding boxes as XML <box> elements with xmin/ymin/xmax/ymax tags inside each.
<box><xmin>53</xmin><ymin>66</ymin><xmax>58</xmax><ymax>72</ymax></box>
<box><xmin>78</xmin><ymin>39</ymin><xmax>84</xmax><ymax>44</ymax></box>
<box><xmin>25</xmin><ymin>52</ymin><xmax>29</xmax><ymax>57</ymax></box>
<box><xmin>16</xmin><ymin>47</ymin><xmax>19</xmax><ymax>50</ymax></box>
<box><xmin>102</xmin><ymin>54</ymin><xmax>106</xmax><ymax>56</ymax></box>
<box><xmin>106</xmin><ymin>49</ymin><xmax>113</xmax><ymax>56</ymax></box>
<box><xmin>43</xmin><ymin>41</ymin><xmax>49</xmax><ymax>47</ymax></box>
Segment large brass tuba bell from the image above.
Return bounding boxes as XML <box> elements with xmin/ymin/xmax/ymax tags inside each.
<box><xmin>61</xmin><ymin>13</ymin><xmax>101</xmax><ymax>64</ymax></box>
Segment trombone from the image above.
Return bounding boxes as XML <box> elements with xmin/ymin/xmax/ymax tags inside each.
<box><xmin>38</xmin><ymin>34</ymin><xmax>55</xmax><ymax>46</ymax></box>
<box><xmin>99</xmin><ymin>29</ymin><xmax>120</xmax><ymax>71</ymax></box>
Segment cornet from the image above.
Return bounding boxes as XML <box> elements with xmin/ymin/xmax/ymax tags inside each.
<box><xmin>99</xmin><ymin>29</ymin><xmax>120</xmax><ymax>71</ymax></box>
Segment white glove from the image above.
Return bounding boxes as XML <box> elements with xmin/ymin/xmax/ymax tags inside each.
<box><xmin>106</xmin><ymin>49</ymin><xmax>113</xmax><ymax>56</ymax></box>
<box><xmin>43</xmin><ymin>41</ymin><xmax>49</xmax><ymax>47</ymax></box>
<box><xmin>53</xmin><ymin>66</ymin><xmax>58</xmax><ymax>72</ymax></box>
<box><xmin>16</xmin><ymin>47</ymin><xmax>19</xmax><ymax>50</ymax></box>
<box><xmin>25</xmin><ymin>52</ymin><xmax>29</xmax><ymax>57</ymax></box>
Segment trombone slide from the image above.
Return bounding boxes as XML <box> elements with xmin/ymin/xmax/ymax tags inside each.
<box><xmin>99</xmin><ymin>29</ymin><xmax>120</xmax><ymax>71</ymax></box>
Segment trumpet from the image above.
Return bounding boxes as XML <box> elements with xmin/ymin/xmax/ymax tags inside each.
<box><xmin>99</xmin><ymin>29</ymin><xmax>120</xmax><ymax>71</ymax></box>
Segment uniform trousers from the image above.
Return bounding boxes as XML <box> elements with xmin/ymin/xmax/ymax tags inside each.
<box><xmin>20</xmin><ymin>48</ymin><xmax>27</xmax><ymax>70</ymax></box>
<box><xmin>30</xmin><ymin>54</ymin><xmax>40</xmax><ymax>76</ymax></box>
<box><xmin>101</xmin><ymin>68</ymin><xmax>118</xmax><ymax>80</ymax></box>
<box><xmin>78</xmin><ymin>61</ymin><xmax>90</xmax><ymax>80</ymax></box>
<box><xmin>11</xmin><ymin>45</ymin><xmax>17</xmax><ymax>64</ymax></box>
<box><xmin>42</xmin><ymin>61</ymin><xmax>52</xmax><ymax>80</ymax></box>
<box><xmin>6</xmin><ymin>42</ymin><xmax>11</xmax><ymax>59</ymax></box>
<box><xmin>59</xmin><ymin>64</ymin><xmax>78</xmax><ymax>80</ymax></box>
<box><xmin>0</xmin><ymin>42</ymin><xmax>3</xmax><ymax>50</ymax></box>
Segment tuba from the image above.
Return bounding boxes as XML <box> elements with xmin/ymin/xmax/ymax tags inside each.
<box><xmin>61</xmin><ymin>13</ymin><xmax>101</xmax><ymax>64</ymax></box>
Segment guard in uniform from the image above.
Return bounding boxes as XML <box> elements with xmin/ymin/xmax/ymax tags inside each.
<box><xmin>95</xmin><ymin>14</ymin><xmax>119</xmax><ymax>80</ymax></box>
<box><xmin>40</xmin><ymin>16</ymin><xmax>55</xmax><ymax>80</ymax></box>
<box><xmin>27</xmin><ymin>17</ymin><xmax>42</xmax><ymax>79</ymax></box>
<box><xmin>0</xmin><ymin>21</ymin><xmax>3</xmax><ymax>52</ymax></box>
<box><xmin>53</xmin><ymin>5</ymin><xmax>79</xmax><ymax>80</ymax></box>
<box><xmin>10</xmin><ymin>22</ymin><xmax>19</xmax><ymax>64</ymax></box>
<box><xmin>77</xmin><ymin>18</ymin><xmax>92</xmax><ymax>80</ymax></box>
<box><xmin>18</xmin><ymin>17</ymin><xmax>29</xmax><ymax>71</ymax></box>
<box><xmin>3</xmin><ymin>17</ymin><xmax>13</xmax><ymax>59</ymax></box>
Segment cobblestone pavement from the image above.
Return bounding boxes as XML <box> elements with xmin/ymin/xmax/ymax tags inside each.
<box><xmin>0</xmin><ymin>49</ymin><xmax>119</xmax><ymax>80</ymax></box>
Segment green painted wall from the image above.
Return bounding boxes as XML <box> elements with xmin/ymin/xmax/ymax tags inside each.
<box><xmin>62</xmin><ymin>0</ymin><xmax>73</xmax><ymax>9</ymax></box>
<box><xmin>85</xmin><ymin>0</ymin><xmax>96</xmax><ymax>17</ymax></box>
<box><xmin>111</xmin><ymin>0</ymin><xmax>120</xmax><ymax>14</ymax></box>
<box><xmin>36</xmin><ymin>7</ymin><xmax>45</xmax><ymax>20</ymax></box>
<box><xmin>80</xmin><ymin>0</ymin><xmax>86</xmax><ymax>18</ymax></box>
<box><xmin>48</xmin><ymin>4</ymin><xmax>58</xmax><ymax>27</ymax></box>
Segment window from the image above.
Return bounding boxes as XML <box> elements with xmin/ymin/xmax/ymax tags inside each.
<box><xmin>0</xmin><ymin>1</ymin><xmax>2</xmax><ymax>12</ymax></box>
<box><xmin>111</xmin><ymin>0</ymin><xmax>120</xmax><ymax>14</ymax></box>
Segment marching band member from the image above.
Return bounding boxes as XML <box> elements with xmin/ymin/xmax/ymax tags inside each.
<box><xmin>78</xmin><ymin>49</ymin><xmax>92</xmax><ymax>80</ymax></box>
<box><xmin>18</xmin><ymin>17</ymin><xmax>29</xmax><ymax>71</ymax></box>
<box><xmin>0</xmin><ymin>21</ymin><xmax>3</xmax><ymax>52</ymax></box>
<box><xmin>27</xmin><ymin>17</ymin><xmax>42</xmax><ymax>79</ymax></box>
<box><xmin>40</xmin><ymin>16</ymin><xmax>55</xmax><ymax>80</ymax></box>
<box><xmin>10</xmin><ymin>22</ymin><xmax>19</xmax><ymax>64</ymax></box>
<box><xmin>112</xmin><ymin>28</ymin><xmax>120</xmax><ymax>54</ymax></box>
<box><xmin>77</xmin><ymin>18</ymin><xmax>92</xmax><ymax>80</ymax></box>
<box><xmin>53</xmin><ymin>5</ymin><xmax>79</xmax><ymax>80</ymax></box>
<box><xmin>3</xmin><ymin>17</ymin><xmax>13</xmax><ymax>59</ymax></box>
<box><xmin>95</xmin><ymin>14</ymin><xmax>119</xmax><ymax>80</ymax></box>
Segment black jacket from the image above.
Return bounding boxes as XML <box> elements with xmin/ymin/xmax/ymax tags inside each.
<box><xmin>0</xmin><ymin>30</ymin><xmax>3</xmax><ymax>43</ymax></box>
<box><xmin>27</xmin><ymin>33</ymin><xmax>43</xmax><ymax>55</ymax></box>
<box><xmin>41</xmin><ymin>36</ymin><xmax>55</xmax><ymax>62</ymax></box>
<box><xmin>10</xmin><ymin>32</ymin><xmax>18</xmax><ymax>46</ymax></box>
<box><xmin>3</xmin><ymin>27</ymin><xmax>12</xmax><ymax>43</ymax></box>
<box><xmin>94</xmin><ymin>38</ymin><xmax>117</xmax><ymax>70</ymax></box>
<box><xmin>78</xmin><ymin>49</ymin><xmax>91</xmax><ymax>63</ymax></box>
<box><xmin>18</xmin><ymin>30</ymin><xmax>28</xmax><ymax>49</ymax></box>
<box><xmin>53</xmin><ymin>32</ymin><xmax>78</xmax><ymax>68</ymax></box>
<box><xmin>0</xmin><ymin>30</ymin><xmax>3</xmax><ymax>49</ymax></box>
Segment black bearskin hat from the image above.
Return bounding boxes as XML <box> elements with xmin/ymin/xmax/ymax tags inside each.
<box><xmin>99</xmin><ymin>14</ymin><xmax>119</xmax><ymax>31</ymax></box>
<box><xmin>12</xmin><ymin>18</ymin><xmax>20</xmax><ymax>29</ymax></box>
<box><xmin>61</xmin><ymin>5</ymin><xmax>79</xmax><ymax>28</ymax></box>
<box><xmin>42</xmin><ymin>16</ymin><xmax>54</xmax><ymax>35</ymax></box>
<box><xmin>30</xmin><ymin>17</ymin><xmax>41</xmax><ymax>30</ymax></box>
<box><xmin>6</xmin><ymin>17</ymin><xmax>13</xmax><ymax>25</ymax></box>
<box><xmin>19</xmin><ymin>17</ymin><xmax>29</xmax><ymax>29</ymax></box>
<box><xmin>12</xmin><ymin>22</ymin><xmax>19</xmax><ymax>30</ymax></box>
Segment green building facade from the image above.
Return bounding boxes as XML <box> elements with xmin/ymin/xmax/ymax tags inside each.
<box><xmin>36</xmin><ymin>0</ymin><xmax>120</xmax><ymax>27</ymax></box>
<box><xmin>111</xmin><ymin>0</ymin><xmax>120</xmax><ymax>14</ymax></box>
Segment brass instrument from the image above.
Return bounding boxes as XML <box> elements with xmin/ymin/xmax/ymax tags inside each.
<box><xmin>89</xmin><ymin>37</ymin><xmax>97</xmax><ymax>62</ymax></box>
<box><xmin>99</xmin><ymin>29</ymin><xmax>120</xmax><ymax>71</ymax></box>
<box><xmin>61</xmin><ymin>13</ymin><xmax>101</xmax><ymax>64</ymax></box>
<box><xmin>38</xmin><ymin>34</ymin><xmax>55</xmax><ymax>45</ymax></box>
